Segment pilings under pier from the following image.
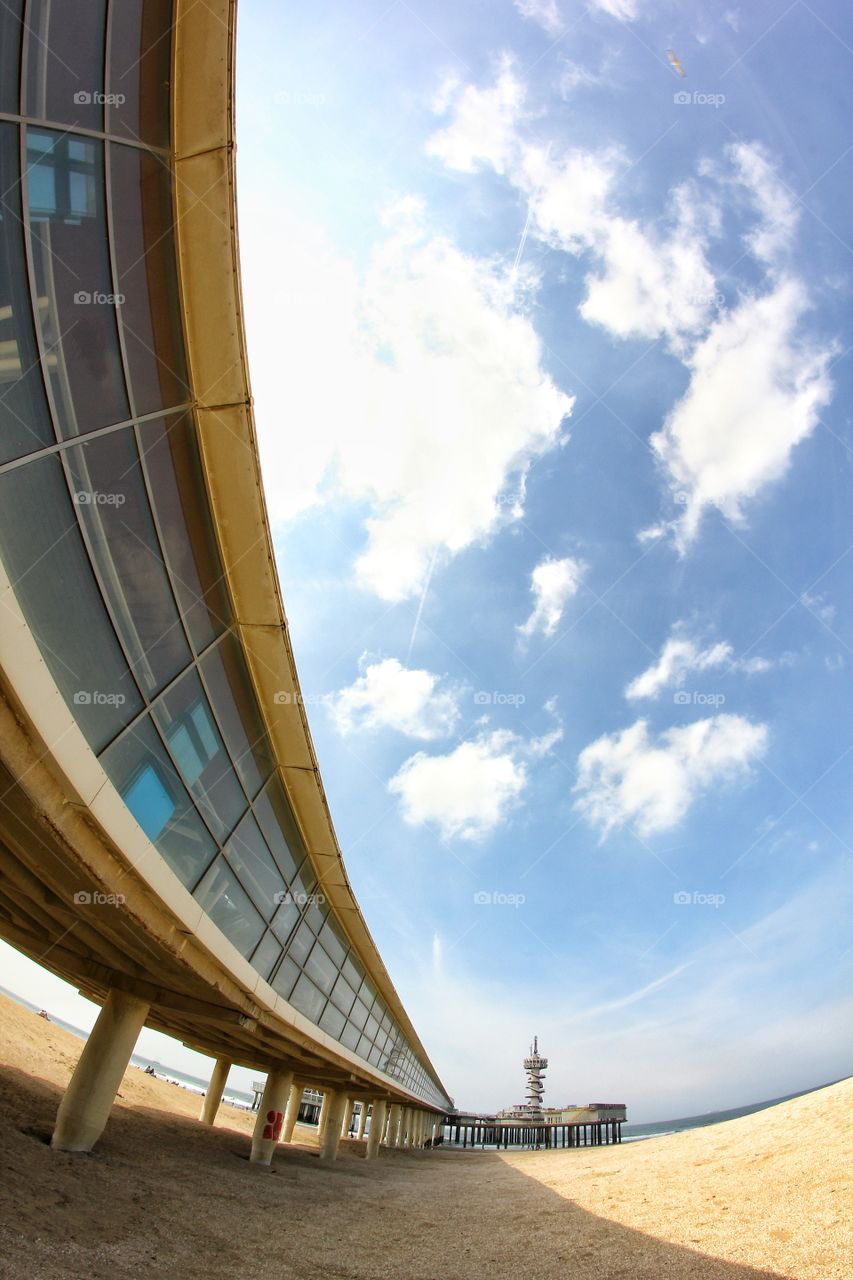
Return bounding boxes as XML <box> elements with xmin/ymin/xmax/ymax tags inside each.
<box><xmin>443</xmin><ymin>1118</ymin><xmax>623</xmax><ymax>1149</ymax></box>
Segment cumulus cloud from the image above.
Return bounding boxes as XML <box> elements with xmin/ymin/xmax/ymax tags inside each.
<box><xmin>517</xmin><ymin>555</ymin><xmax>585</xmax><ymax>640</ymax></box>
<box><xmin>427</xmin><ymin>57</ymin><xmax>526</xmax><ymax>176</ymax></box>
<box><xmin>389</xmin><ymin>713</ymin><xmax>562</xmax><ymax>840</ymax></box>
<box><xmin>651</xmin><ymin>279</ymin><xmax>833</xmax><ymax>546</ymax></box>
<box><xmin>574</xmin><ymin>714</ymin><xmax>768</xmax><ymax>838</ymax></box>
<box><xmin>331</xmin><ymin>657</ymin><xmax>461</xmax><ymax>740</ymax></box>
<box><xmin>514</xmin><ymin>0</ymin><xmax>563</xmax><ymax>35</ymax></box>
<box><xmin>626</xmin><ymin>627</ymin><xmax>773</xmax><ymax>700</ymax></box>
<box><xmin>241</xmin><ymin>195</ymin><xmax>573</xmax><ymax>602</ymax></box>
<box><xmin>591</xmin><ymin>0</ymin><xmax>639</xmax><ymax>16</ymax></box>
<box><xmin>728</xmin><ymin>141</ymin><xmax>799</xmax><ymax>268</ymax></box>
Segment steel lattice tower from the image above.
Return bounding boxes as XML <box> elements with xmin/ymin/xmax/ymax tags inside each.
<box><xmin>523</xmin><ymin>1036</ymin><xmax>548</xmax><ymax>1119</ymax></box>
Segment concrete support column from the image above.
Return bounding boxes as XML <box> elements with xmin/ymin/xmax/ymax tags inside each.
<box><xmin>340</xmin><ymin>1096</ymin><xmax>352</xmax><ymax>1137</ymax></box>
<box><xmin>365</xmin><ymin>1099</ymin><xmax>386</xmax><ymax>1160</ymax></box>
<box><xmin>402</xmin><ymin>1107</ymin><xmax>412</xmax><ymax>1148</ymax></box>
<box><xmin>415</xmin><ymin>1112</ymin><xmax>424</xmax><ymax>1148</ymax></box>
<box><xmin>320</xmin><ymin>1089</ymin><xmax>349</xmax><ymax>1162</ymax></box>
<box><xmin>317</xmin><ymin>1090</ymin><xmax>331</xmax><ymax>1143</ymax></box>
<box><xmin>199</xmin><ymin>1056</ymin><xmax>231</xmax><ymax>1125</ymax></box>
<box><xmin>282</xmin><ymin>1083</ymin><xmax>303</xmax><ymax>1142</ymax></box>
<box><xmin>52</xmin><ymin>988</ymin><xmax>149</xmax><ymax>1153</ymax></box>
<box><xmin>386</xmin><ymin>1103</ymin><xmax>402</xmax><ymax>1147</ymax></box>
<box><xmin>357</xmin><ymin>1100</ymin><xmax>369</xmax><ymax>1140</ymax></box>
<box><xmin>250</xmin><ymin>1067</ymin><xmax>294</xmax><ymax>1166</ymax></box>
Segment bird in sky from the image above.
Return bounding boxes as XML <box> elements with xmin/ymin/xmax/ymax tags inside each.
<box><xmin>667</xmin><ymin>49</ymin><xmax>687</xmax><ymax>77</ymax></box>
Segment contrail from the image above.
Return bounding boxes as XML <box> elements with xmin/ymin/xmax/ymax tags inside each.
<box><xmin>406</xmin><ymin>544</ymin><xmax>440</xmax><ymax>662</ymax></box>
<box><xmin>511</xmin><ymin>202</ymin><xmax>534</xmax><ymax>280</ymax></box>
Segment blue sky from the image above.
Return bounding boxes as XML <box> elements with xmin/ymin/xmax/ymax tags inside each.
<box><xmin>5</xmin><ymin>0</ymin><xmax>851</xmax><ymax>1123</ymax></box>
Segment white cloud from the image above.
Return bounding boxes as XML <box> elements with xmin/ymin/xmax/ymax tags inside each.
<box><xmin>389</xmin><ymin>713</ymin><xmax>562</xmax><ymax>840</ymax></box>
<box><xmin>729</xmin><ymin>141</ymin><xmax>799</xmax><ymax>268</ymax></box>
<box><xmin>389</xmin><ymin>730</ymin><xmax>529</xmax><ymax>840</ymax></box>
<box><xmin>590</xmin><ymin>0</ymin><xmax>639</xmax><ymax>19</ymax></box>
<box><xmin>651</xmin><ymin>279</ymin><xmax>834</xmax><ymax>546</ymax></box>
<box><xmin>517</xmin><ymin>555</ymin><xmax>585</xmax><ymax>640</ymax></box>
<box><xmin>514</xmin><ymin>0</ymin><xmax>563</xmax><ymax>36</ymax></box>
<box><xmin>427</xmin><ymin>57</ymin><xmax>526</xmax><ymax>176</ymax></box>
<box><xmin>574</xmin><ymin>714</ymin><xmax>768</xmax><ymax>838</ymax></box>
<box><xmin>240</xmin><ymin>193</ymin><xmax>573</xmax><ymax>602</ymax></box>
<box><xmin>626</xmin><ymin>627</ymin><xmax>773</xmax><ymax>700</ymax></box>
<box><xmin>331</xmin><ymin>657</ymin><xmax>461</xmax><ymax>740</ymax></box>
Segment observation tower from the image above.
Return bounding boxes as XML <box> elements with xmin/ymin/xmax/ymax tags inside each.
<box><xmin>523</xmin><ymin>1036</ymin><xmax>548</xmax><ymax>1120</ymax></box>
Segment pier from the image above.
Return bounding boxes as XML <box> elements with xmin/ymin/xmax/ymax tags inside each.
<box><xmin>442</xmin><ymin>1114</ymin><xmax>623</xmax><ymax>1148</ymax></box>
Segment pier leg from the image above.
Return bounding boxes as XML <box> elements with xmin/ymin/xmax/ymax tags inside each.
<box><xmin>365</xmin><ymin>1100</ymin><xmax>386</xmax><ymax>1159</ymax></box>
<box><xmin>199</xmin><ymin>1056</ymin><xmax>231</xmax><ymax>1125</ymax></box>
<box><xmin>357</xmin><ymin>1101</ymin><xmax>369</xmax><ymax>1140</ymax></box>
<box><xmin>320</xmin><ymin>1090</ymin><xmax>348</xmax><ymax>1162</ymax></box>
<box><xmin>52</xmin><ymin>989</ymin><xmax>150</xmax><ymax>1153</ymax></box>
<box><xmin>250</xmin><ymin>1067</ymin><xmax>294</xmax><ymax>1166</ymax></box>
<box><xmin>340</xmin><ymin>1096</ymin><xmax>352</xmax><ymax>1137</ymax></box>
<box><xmin>317</xmin><ymin>1090</ymin><xmax>331</xmax><ymax>1143</ymax></box>
<box><xmin>282</xmin><ymin>1083</ymin><xmax>303</xmax><ymax>1142</ymax></box>
<box><xmin>387</xmin><ymin>1103</ymin><xmax>402</xmax><ymax>1147</ymax></box>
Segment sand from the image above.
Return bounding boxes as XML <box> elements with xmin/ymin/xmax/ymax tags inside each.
<box><xmin>0</xmin><ymin>993</ymin><xmax>849</xmax><ymax>1280</ymax></box>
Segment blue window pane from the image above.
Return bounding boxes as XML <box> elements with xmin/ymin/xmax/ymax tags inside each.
<box><xmin>101</xmin><ymin>716</ymin><xmax>216</xmax><ymax>887</ymax></box>
<box><xmin>152</xmin><ymin>670</ymin><xmax>247</xmax><ymax>841</ymax></box>
<box><xmin>225</xmin><ymin>813</ymin><xmax>286</xmax><ymax>921</ymax></box>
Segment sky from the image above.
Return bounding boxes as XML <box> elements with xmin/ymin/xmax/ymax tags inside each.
<box><xmin>5</xmin><ymin>0</ymin><xmax>852</xmax><ymax>1124</ymax></box>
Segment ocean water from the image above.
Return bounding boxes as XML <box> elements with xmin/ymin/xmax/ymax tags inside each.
<box><xmin>0</xmin><ymin>985</ymin><xmax>255</xmax><ymax>1109</ymax></box>
<box><xmin>620</xmin><ymin>1082</ymin><xmax>841</xmax><ymax>1143</ymax></box>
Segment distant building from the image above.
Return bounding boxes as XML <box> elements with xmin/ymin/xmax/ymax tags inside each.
<box><xmin>496</xmin><ymin>1037</ymin><xmax>627</xmax><ymax>1125</ymax></box>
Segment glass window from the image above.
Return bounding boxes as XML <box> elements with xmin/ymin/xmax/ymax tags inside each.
<box><xmin>289</xmin><ymin>974</ymin><xmax>326</xmax><ymax>1023</ymax></box>
<box><xmin>304</xmin><ymin>942</ymin><xmax>336</xmax><ymax>996</ymax></box>
<box><xmin>364</xmin><ymin>1014</ymin><xmax>379</xmax><ymax>1043</ymax></box>
<box><xmin>368</xmin><ymin>1045</ymin><xmax>382</xmax><ymax>1067</ymax></box>
<box><xmin>304</xmin><ymin>898</ymin><xmax>327</xmax><ymax>936</ymax></box>
<box><xmin>108</xmin><ymin>0</ymin><xmax>172</xmax><ymax>148</ymax></box>
<box><xmin>25</xmin><ymin>0</ymin><xmax>107</xmax><ymax>130</ymax></box>
<box><xmin>286</xmin><ymin>920</ymin><xmax>314</xmax><ymax>968</ymax></box>
<box><xmin>360</xmin><ymin>978</ymin><xmax>377</xmax><ymax>1008</ymax></box>
<box><xmin>250</xmin><ymin>930</ymin><xmax>281</xmax><ymax>982</ymax></box>
<box><xmin>64</xmin><ymin>427</ymin><xmax>190</xmax><ymax>696</ymax></box>
<box><xmin>0</xmin><ymin>3</ymin><xmax>23</xmax><ymax>114</ymax></box>
<box><xmin>110</xmin><ymin>145</ymin><xmax>188</xmax><ymax>414</ymax></box>
<box><xmin>356</xmin><ymin>1034</ymin><xmax>371</xmax><ymax>1060</ymax></box>
<box><xmin>340</xmin><ymin>1021</ymin><xmax>360</xmax><ymax>1052</ymax></box>
<box><xmin>319</xmin><ymin>1002</ymin><xmax>346</xmax><ymax>1040</ymax></box>
<box><xmin>194</xmin><ymin>855</ymin><xmax>265</xmax><ymax>958</ymax></box>
<box><xmin>224</xmin><ymin>812</ymin><xmax>285</xmax><ymax>921</ymax></box>
<box><xmin>138</xmin><ymin>414</ymin><xmax>230</xmax><ymax>652</ymax></box>
<box><xmin>0</xmin><ymin>454</ymin><xmax>142</xmax><ymax>751</ymax></box>
<box><xmin>26</xmin><ymin>130</ymin><xmax>129</xmax><ymax>435</ymax></box>
<box><xmin>102</xmin><ymin>715</ymin><xmax>216</xmax><ymax>885</ymax></box>
<box><xmin>200</xmin><ymin>634</ymin><xmax>273</xmax><ymax>800</ymax></box>
<box><xmin>342</xmin><ymin>952</ymin><xmax>364</xmax><ymax>991</ymax></box>
<box><xmin>152</xmin><ymin>669</ymin><xmax>247</xmax><ymax>841</ymax></box>
<box><xmin>253</xmin><ymin>777</ymin><xmax>303</xmax><ymax>885</ymax></box>
<box><xmin>330</xmin><ymin>973</ymin><xmax>355</xmax><ymax>1017</ymax></box>
<box><xmin>319</xmin><ymin>917</ymin><xmax>347</xmax><ymax>968</ymax></box>
<box><xmin>269</xmin><ymin>898</ymin><xmax>299</xmax><ymax>945</ymax></box>
<box><xmin>0</xmin><ymin>126</ymin><xmax>55</xmax><ymax>465</ymax></box>
<box><xmin>350</xmin><ymin>998</ymin><xmax>368</xmax><ymax>1032</ymax></box>
<box><xmin>271</xmin><ymin>956</ymin><xmax>298</xmax><ymax>1002</ymax></box>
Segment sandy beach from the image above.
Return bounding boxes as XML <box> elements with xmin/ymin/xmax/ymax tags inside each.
<box><xmin>0</xmin><ymin>993</ymin><xmax>849</xmax><ymax>1280</ymax></box>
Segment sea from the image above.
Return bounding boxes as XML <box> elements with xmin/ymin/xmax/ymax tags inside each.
<box><xmin>0</xmin><ymin>984</ymin><xmax>256</xmax><ymax>1109</ymax></box>
<box><xmin>3</xmin><ymin>984</ymin><xmax>839</xmax><ymax>1138</ymax></box>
